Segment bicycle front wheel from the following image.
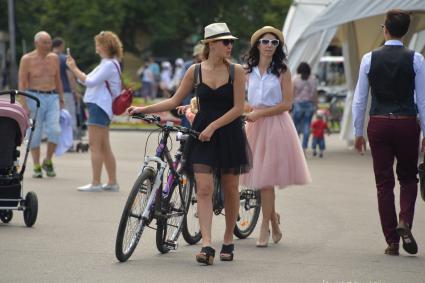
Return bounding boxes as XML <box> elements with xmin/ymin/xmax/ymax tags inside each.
<box><xmin>234</xmin><ymin>187</ymin><xmax>261</xmax><ymax>239</ymax></box>
<box><xmin>156</xmin><ymin>172</ymin><xmax>193</xmax><ymax>253</ymax></box>
<box><xmin>115</xmin><ymin>167</ymin><xmax>155</xmax><ymax>262</ymax></box>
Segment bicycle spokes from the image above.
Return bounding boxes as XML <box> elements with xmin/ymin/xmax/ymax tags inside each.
<box><xmin>234</xmin><ymin>189</ymin><xmax>261</xmax><ymax>239</ymax></box>
<box><xmin>123</xmin><ymin>178</ymin><xmax>151</xmax><ymax>254</ymax></box>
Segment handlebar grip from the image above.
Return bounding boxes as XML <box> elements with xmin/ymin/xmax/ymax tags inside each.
<box><xmin>178</xmin><ymin>126</ymin><xmax>199</xmax><ymax>138</ymax></box>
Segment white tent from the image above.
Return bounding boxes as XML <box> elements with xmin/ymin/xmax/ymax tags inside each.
<box><xmin>283</xmin><ymin>0</ymin><xmax>425</xmax><ymax>142</ymax></box>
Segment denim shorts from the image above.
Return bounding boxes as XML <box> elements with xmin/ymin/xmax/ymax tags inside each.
<box><xmin>26</xmin><ymin>91</ymin><xmax>60</xmax><ymax>149</ymax></box>
<box><xmin>86</xmin><ymin>103</ymin><xmax>110</xmax><ymax>128</ymax></box>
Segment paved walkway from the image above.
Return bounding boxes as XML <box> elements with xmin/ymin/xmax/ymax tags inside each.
<box><xmin>1</xmin><ymin>132</ymin><xmax>425</xmax><ymax>283</ymax></box>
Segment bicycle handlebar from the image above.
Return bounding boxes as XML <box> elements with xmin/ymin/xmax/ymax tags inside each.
<box><xmin>131</xmin><ymin>113</ymin><xmax>199</xmax><ymax>138</ymax></box>
<box><xmin>131</xmin><ymin>113</ymin><xmax>161</xmax><ymax>123</ymax></box>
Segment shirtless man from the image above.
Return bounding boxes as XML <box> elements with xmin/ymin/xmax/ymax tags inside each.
<box><xmin>18</xmin><ymin>31</ymin><xmax>64</xmax><ymax>178</ymax></box>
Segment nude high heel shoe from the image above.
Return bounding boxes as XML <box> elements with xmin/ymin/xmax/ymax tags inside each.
<box><xmin>271</xmin><ymin>213</ymin><xmax>283</xmax><ymax>244</ymax></box>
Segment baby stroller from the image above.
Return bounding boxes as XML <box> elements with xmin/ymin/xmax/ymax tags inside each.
<box><xmin>0</xmin><ymin>90</ymin><xmax>39</xmax><ymax>227</ymax></box>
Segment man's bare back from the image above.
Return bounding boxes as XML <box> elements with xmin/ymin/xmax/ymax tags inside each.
<box><xmin>19</xmin><ymin>51</ymin><xmax>60</xmax><ymax>91</ymax></box>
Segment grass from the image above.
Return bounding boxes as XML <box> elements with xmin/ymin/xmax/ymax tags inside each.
<box><xmin>110</xmin><ymin>122</ymin><xmax>157</xmax><ymax>130</ymax></box>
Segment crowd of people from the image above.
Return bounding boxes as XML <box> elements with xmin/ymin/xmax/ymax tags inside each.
<box><xmin>12</xmin><ymin>8</ymin><xmax>424</xmax><ymax>265</ymax></box>
<box><xmin>137</xmin><ymin>56</ymin><xmax>186</xmax><ymax>103</ymax></box>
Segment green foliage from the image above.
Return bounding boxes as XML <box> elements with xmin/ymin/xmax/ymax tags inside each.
<box><xmin>1</xmin><ymin>0</ymin><xmax>125</xmax><ymax>70</ymax></box>
<box><xmin>0</xmin><ymin>0</ymin><xmax>292</xmax><ymax>68</ymax></box>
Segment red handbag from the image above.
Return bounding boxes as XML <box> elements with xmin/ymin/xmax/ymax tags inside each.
<box><xmin>105</xmin><ymin>62</ymin><xmax>134</xmax><ymax>115</ymax></box>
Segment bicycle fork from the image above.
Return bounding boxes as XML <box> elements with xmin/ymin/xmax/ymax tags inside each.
<box><xmin>135</xmin><ymin>157</ymin><xmax>167</xmax><ymax>237</ymax></box>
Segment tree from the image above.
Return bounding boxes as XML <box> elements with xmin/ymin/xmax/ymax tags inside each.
<box><xmin>1</xmin><ymin>0</ymin><xmax>125</xmax><ymax>69</ymax></box>
<box><xmin>0</xmin><ymin>0</ymin><xmax>292</xmax><ymax>69</ymax></box>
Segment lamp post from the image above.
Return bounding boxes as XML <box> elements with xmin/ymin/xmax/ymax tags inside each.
<box><xmin>8</xmin><ymin>0</ymin><xmax>17</xmax><ymax>89</ymax></box>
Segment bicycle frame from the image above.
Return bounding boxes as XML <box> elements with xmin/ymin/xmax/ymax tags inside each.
<box><xmin>139</xmin><ymin>125</ymin><xmax>187</xmax><ymax>225</ymax></box>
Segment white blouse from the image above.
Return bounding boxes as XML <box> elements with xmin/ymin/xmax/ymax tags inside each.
<box><xmin>247</xmin><ymin>67</ymin><xmax>282</xmax><ymax>108</ymax></box>
<box><xmin>83</xmin><ymin>58</ymin><xmax>121</xmax><ymax>119</ymax></box>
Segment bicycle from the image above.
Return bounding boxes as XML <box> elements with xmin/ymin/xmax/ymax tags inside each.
<box><xmin>115</xmin><ymin>113</ymin><xmax>199</xmax><ymax>262</ymax></box>
<box><xmin>182</xmin><ymin>167</ymin><xmax>262</xmax><ymax>244</ymax></box>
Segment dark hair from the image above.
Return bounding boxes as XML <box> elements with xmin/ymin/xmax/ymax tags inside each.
<box><xmin>52</xmin><ymin>37</ymin><xmax>64</xmax><ymax>48</ymax></box>
<box><xmin>244</xmin><ymin>32</ymin><xmax>288</xmax><ymax>77</ymax></box>
<box><xmin>297</xmin><ymin>62</ymin><xmax>311</xmax><ymax>80</ymax></box>
<box><xmin>384</xmin><ymin>9</ymin><xmax>411</xmax><ymax>38</ymax></box>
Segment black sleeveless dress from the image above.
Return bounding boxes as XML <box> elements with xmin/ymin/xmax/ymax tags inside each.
<box><xmin>185</xmin><ymin>64</ymin><xmax>251</xmax><ymax>175</ymax></box>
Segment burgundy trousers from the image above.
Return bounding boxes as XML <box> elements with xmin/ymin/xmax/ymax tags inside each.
<box><xmin>367</xmin><ymin>117</ymin><xmax>420</xmax><ymax>245</ymax></box>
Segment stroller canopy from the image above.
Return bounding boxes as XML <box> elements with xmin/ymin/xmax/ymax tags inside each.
<box><xmin>0</xmin><ymin>99</ymin><xmax>30</xmax><ymax>144</ymax></box>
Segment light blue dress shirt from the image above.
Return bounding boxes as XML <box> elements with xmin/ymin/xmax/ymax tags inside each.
<box><xmin>352</xmin><ymin>40</ymin><xmax>425</xmax><ymax>137</ymax></box>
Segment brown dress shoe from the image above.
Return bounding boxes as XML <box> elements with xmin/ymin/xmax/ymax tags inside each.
<box><xmin>384</xmin><ymin>243</ymin><xmax>399</xmax><ymax>256</ymax></box>
<box><xmin>396</xmin><ymin>221</ymin><xmax>418</xmax><ymax>255</ymax></box>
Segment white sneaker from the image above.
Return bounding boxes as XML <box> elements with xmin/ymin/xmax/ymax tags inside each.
<box><xmin>102</xmin><ymin>183</ymin><xmax>120</xmax><ymax>192</ymax></box>
<box><xmin>77</xmin><ymin>183</ymin><xmax>103</xmax><ymax>192</ymax></box>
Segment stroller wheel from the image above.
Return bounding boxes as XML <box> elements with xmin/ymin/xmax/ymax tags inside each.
<box><xmin>23</xmin><ymin>191</ymin><xmax>38</xmax><ymax>227</ymax></box>
<box><xmin>0</xmin><ymin>210</ymin><xmax>13</xmax><ymax>223</ymax></box>
<box><xmin>83</xmin><ymin>144</ymin><xmax>89</xmax><ymax>152</ymax></box>
<box><xmin>76</xmin><ymin>143</ymin><xmax>82</xmax><ymax>153</ymax></box>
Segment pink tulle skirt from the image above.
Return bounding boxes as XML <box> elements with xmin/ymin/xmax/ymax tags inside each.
<box><xmin>239</xmin><ymin>111</ymin><xmax>311</xmax><ymax>189</ymax></box>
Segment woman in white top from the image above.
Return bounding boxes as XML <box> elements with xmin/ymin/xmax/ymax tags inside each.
<box><xmin>240</xmin><ymin>26</ymin><xmax>311</xmax><ymax>247</ymax></box>
<box><xmin>66</xmin><ymin>31</ymin><xmax>122</xmax><ymax>192</ymax></box>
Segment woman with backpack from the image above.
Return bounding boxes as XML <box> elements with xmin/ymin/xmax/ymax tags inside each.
<box><xmin>128</xmin><ymin>23</ymin><xmax>251</xmax><ymax>265</ymax></box>
<box><xmin>66</xmin><ymin>31</ymin><xmax>122</xmax><ymax>192</ymax></box>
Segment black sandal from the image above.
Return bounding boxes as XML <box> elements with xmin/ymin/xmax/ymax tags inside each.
<box><xmin>220</xmin><ymin>244</ymin><xmax>234</xmax><ymax>261</ymax></box>
<box><xmin>196</xmin><ymin>246</ymin><xmax>215</xmax><ymax>265</ymax></box>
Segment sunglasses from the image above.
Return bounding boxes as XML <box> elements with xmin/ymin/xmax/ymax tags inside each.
<box><xmin>221</xmin><ymin>39</ymin><xmax>234</xmax><ymax>46</ymax></box>
<box><xmin>258</xmin><ymin>39</ymin><xmax>280</xmax><ymax>47</ymax></box>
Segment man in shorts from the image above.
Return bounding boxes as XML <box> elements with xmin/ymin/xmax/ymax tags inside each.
<box><xmin>18</xmin><ymin>31</ymin><xmax>64</xmax><ymax>178</ymax></box>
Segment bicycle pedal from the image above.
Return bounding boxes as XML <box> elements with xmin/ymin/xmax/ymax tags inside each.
<box><xmin>164</xmin><ymin>240</ymin><xmax>178</xmax><ymax>250</ymax></box>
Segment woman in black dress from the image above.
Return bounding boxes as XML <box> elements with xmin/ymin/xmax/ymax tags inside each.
<box><xmin>128</xmin><ymin>23</ymin><xmax>250</xmax><ymax>265</ymax></box>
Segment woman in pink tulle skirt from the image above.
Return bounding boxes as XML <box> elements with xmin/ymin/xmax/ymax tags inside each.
<box><xmin>240</xmin><ymin>26</ymin><xmax>311</xmax><ymax>247</ymax></box>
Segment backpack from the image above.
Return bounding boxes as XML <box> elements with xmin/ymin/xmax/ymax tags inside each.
<box><xmin>105</xmin><ymin>62</ymin><xmax>134</xmax><ymax>115</ymax></box>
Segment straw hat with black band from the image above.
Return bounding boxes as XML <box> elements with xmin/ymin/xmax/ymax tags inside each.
<box><xmin>201</xmin><ymin>23</ymin><xmax>238</xmax><ymax>44</ymax></box>
<box><xmin>250</xmin><ymin>26</ymin><xmax>284</xmax><ymax>46</ymax></box>
<box><xmin>192</xmin><ymin>43</ymin><xmax>204</xmax><ymax>56</ymax></box>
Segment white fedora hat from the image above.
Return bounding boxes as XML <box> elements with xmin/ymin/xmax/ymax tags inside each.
<box><xmin>201</xmin><ymin>23</ymin><xmax>238</xmax><ymax>44</ymax></box>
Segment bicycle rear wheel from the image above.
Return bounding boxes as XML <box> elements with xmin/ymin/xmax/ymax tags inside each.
<box><xmin>234</xmin><ymin>187</ymin><xmax>261</xmax><ymax>239</ymax></box>
<box><xmin>115</xmin><ymin>167</ymin><xmax>155</xmax><ymax>262</ymax></box>
<box><xmin>182</xmin><ymin>175</ymin><xmax>202</xmax><ymax>245</ymax></box>
<box><xmin>156</xmin><ymin>173</ymin><xmax>193</xmax><ymax>253</ymax></box>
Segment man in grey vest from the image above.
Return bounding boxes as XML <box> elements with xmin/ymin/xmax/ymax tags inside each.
<box><xmin>352</xmin><ymin>9</ymin><xmax>425</xmax><ymax>256</ymax></box>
